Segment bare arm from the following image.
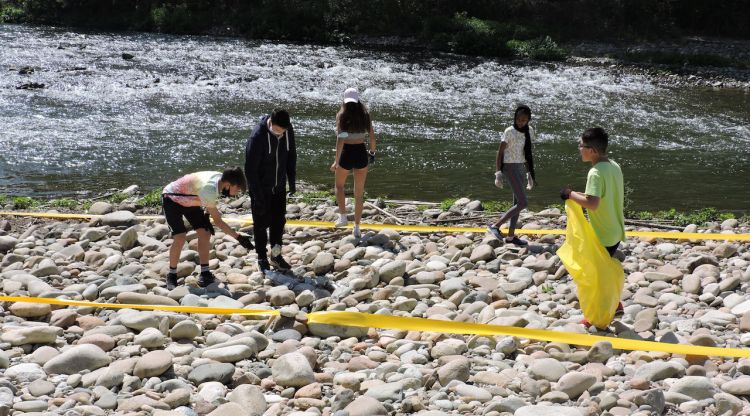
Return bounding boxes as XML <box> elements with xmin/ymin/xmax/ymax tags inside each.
<box><xmin>368</xmin><ymin>123</ymin><xmax>376</xmax><ymax>153</ymax></box>
<box><xmin>495</xmin><ymin>142</ymin><xmax>507</xmax><ymax>171</ymax></box>
<box><xmin>206</xmin><ymin>206</ymin><xmax>239</xmax><ymax>239</ymax></box>
<box><xmin>568</xmin><ymin>191</ymin><xmax>600</xmax><ymax>210</ymax></box>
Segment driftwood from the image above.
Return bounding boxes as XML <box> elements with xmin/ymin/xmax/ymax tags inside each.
<box><xmin>289</xmin><ymin>229</ymin><xmax>352</xmax><ymax>243</ymax></box>
<box><xmin>366</xmin><ymin>201</ymin><xmax>406</xmax><ymax>225</ymax></box>
<box><xmin>625</xmin><ymin>219</ymin><xmax>685</xmax><ymax>231</ymax></box>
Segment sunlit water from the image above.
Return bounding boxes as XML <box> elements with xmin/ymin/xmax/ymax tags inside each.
<box><xmin>1</xmin><ymin>24</ymin><xmax>749</xmax><ymax>212</ymax></box>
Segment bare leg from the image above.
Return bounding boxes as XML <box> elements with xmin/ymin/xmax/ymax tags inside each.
<box><xmin>352</xmin><ymin>166</ymin><xmax>369</xmax><ymax>225</ymax></box>
<box><xmin>196</xmin><ymin>228</ymin><xmax>211</xmax><ymax>265</ymax></box>
<box><xmin>335</xmin><ymin>166</ymin><xmax>350</xmax><ymax>215</ymax></box>
<box><xmin>169</xmin><ymin>233</ymin><xmax>187</xmax><ymax>268</ymax></box>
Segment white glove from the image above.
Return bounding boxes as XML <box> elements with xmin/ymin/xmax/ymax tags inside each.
<box><xmin>494</xmin><ymin>171</ymin><xmax>504</xmax><ymax>189</ymax></box>
<box><xmin>526</xmin><ymin>172</ymin><xmax>534</xmax><ymax>190</ymax></box>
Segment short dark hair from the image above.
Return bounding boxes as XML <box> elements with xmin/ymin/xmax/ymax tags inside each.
<box><xmin>582</xmin><ymin>127</ymin><xmax>608</xmax><ymax>154</ymax></box>
<box><xmin>270</xmin><ymin>109</ymin><xmax>291</xmax><ymax>129</ymax></box>
<box><xmin>221</xmin><ymin>167</ymin><xmax>247</xmax><ymax>191</ymax></box>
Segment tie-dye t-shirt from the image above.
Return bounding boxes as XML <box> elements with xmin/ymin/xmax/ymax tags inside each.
<box><xmin>162</xmin><ymin>171</ymin><xmax>221</xmax><ymax>208</ymax></box>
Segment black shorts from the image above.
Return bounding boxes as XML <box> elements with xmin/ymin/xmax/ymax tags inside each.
<box><xmin>162</xmin><ymin>196</ymin><xmax>212</xmax><ymax>236</ymax></box>
<box><xmin>606</xmin><ymin>242</ymin><xmax>620</xmax><ymax>257</ymax></box>
<box><xmin>339</xmin><ymin>143</ymin><xmax>368</xmax><ymax>170</ymax></box>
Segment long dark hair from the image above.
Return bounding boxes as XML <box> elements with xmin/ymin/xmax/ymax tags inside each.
<box><xmin>336</xmin><ymin>102</ymin><xmax>371</xmax><ymax>133</ymax></box>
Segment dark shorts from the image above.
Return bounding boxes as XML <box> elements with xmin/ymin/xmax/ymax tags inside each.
<box><xmin>339</xmin><ymin>143</ymin><xmax>368</xmax><ymax>170</ymax></box>
<box><xmin>162</xmin><ymin>196</ymin><xmax>212</xmax><ymax>236</ymax></box>
<box><xmin>606</xmin><ymin>242</ymin><xmax>620</xmax><ymax>257</ymax></box>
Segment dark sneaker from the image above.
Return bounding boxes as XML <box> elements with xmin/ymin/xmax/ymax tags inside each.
<box><xmin>166</xmin><ymin>273</ymin><xmax>178</xmax><ymax>291</ymax></box>
<box><xmin>258</xmin><ymin>258</ymin><xmax>271</xmax><ymax>274</ymax></box>
<box><xmin>615</xmin><ymin>301</ymin><xmax>624</xmax><ymax>316</ymax></box>
<box><xmin>271</xmin><ymin>255</ymin><xmax>292</xmax><ymax>271</ymax></box>
<box><xmin>198</xmin><ymin>271</ymin><xmax>216</xmax><ymax>288</ymax></box>
<box><xmin>505</xmin><ymin>236</ymin><xmax>528</xmax><ymax>246</ymax></box>
<box><xmin>487</xmin><ymin>225</ymin><xmax>504</xmax><ymax>241</ymax></box>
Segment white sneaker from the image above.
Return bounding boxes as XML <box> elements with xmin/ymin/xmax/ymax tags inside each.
<box><xmin>353</xmin><ymin>224</ymin><xmax>361</xmax><ymax>238</ymax></box>
<box><xmin>335</xmin><ymin>213</ymin><xmax>348</xmax><ymax>227</ymax></box>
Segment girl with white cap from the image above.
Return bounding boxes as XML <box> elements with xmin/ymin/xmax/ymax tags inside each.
<box><xmin>330</xmin><ymin>87</ymin><xmax>377</xmax><ymax>238</ymax></box>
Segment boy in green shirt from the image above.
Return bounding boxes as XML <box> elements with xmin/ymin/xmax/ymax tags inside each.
<box><xmin>560</xmin><ymin>127</ymin><xmax>625</xmax><ymax>326</ymax></box>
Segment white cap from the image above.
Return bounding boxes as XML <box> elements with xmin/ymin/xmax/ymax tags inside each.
<box><xmin>343</xmin><ymin>88</ymin><xmax>360</xmax><ymax>103</ymax></box>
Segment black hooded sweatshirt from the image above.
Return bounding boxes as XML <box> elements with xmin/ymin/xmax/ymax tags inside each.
<box><xmin>244</xmin><ymin>115</ymin><xmax>297</xmax><ymax>204</ymax></box>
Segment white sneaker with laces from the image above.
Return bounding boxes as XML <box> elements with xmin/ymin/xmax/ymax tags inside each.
<box><xmin>353</xmin><ymin>224</ymin><xmax>361</xmax><ymax>238</ymax></box>
<box><xmin>335</xmin><ymin>213</ymin><xmax>348</xmax><ymax>227</ymax></box>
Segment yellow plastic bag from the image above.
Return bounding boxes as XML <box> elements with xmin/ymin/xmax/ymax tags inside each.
<box><xmin>557</xmin><ymin>200</ymin><xmax>624</xmax><ymax>328</ymax></box>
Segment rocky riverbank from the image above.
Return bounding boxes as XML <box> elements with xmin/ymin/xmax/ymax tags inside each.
<box><xmin>565</xmin><ymin>38</ymin><xmax>750</xmax><ymax>90</ymax></box>
<box><xmin>1</xmin><ymin>186</ymin><xmax>749</xmax><ymax>416</ymax></box>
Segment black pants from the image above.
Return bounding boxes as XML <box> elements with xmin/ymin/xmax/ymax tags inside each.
<box><xmin>252</xmin><ymin>189</ymin><xmax>286</xmax><ymax>260</ymax></box>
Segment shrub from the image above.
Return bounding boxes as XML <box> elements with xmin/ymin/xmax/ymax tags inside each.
<box><xmin>0</xmin><ymin>4</ymin><xmax>25</xmax><ymax>22</ymax></box>
<box><xmin>107</xmin><ymin>192</ymin><xmax>129</xmax><ymax>204</ymax></box>
<box><xmin>440</xmin><ymin>198</ymin><xmax>457</xmax><ymax>211</ymax></box>
<box><xmin>49</xmin><ymin>198</ymin><xmax>79</xmax><ymax>209</ymax></box>
<box><xmin>507</xmin><ymin>36</ymin><xmax>567</xmax><ymax>61</ymax></box>
<box><xmin>481</xmin><ymin>200</ymin><xmax>513</xmax><ymax>213</ymax></box>
<box><xmin>151</xmin><ymin>3</ymin><xmax>194</xmax><ymax>34</ymax></box>
<box><xmin>12</xmin><ymin>196</ymin><xmax>38</xmax><ymax>209</ymax></box>
<box><xmin>139</xmin><ymin>189</ymin><xmax>162</xmax><ymax>208</ymax></box>
<box><xmin>300</xmin><ymin>190</ymin><xmax>334</xmax><ymax>205</ymax></box>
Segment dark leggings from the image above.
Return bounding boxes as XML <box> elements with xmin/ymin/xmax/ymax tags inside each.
<box><xmin>496</xmin><ymin>163</ymin><xmax>528</xmax><ymax>235</ymax></box>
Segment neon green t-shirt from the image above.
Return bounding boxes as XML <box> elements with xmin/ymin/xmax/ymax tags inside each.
<box><xmin>584</xmin><ymin>160</ymin><xmax>625</xmax><ymax>247</ymax></box>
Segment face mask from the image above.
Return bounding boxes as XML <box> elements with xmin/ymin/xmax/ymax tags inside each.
<box><xmin>221</xmin><ymin>188</ymin><xmax>231</xmax><ymax>198</ymax></box>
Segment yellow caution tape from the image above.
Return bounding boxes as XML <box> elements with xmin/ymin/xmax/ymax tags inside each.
<box><xmin>1</xmin><ymin>295</ymin><xmax>748</xmax><ymax>357</ymax></box>
<box><xmin>0</xmin><ymin>295</ymin><xmax>278</xmax><ymax>317</ymax></box>
<box><xmin>1</xmin><ymin>211</ymin><xmax>749</xmax><ymax>241</ymax></box>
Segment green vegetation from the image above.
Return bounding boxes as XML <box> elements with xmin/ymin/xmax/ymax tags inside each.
<box><xmin>507</xmin><ymin>36</ymin><xmax>567</xmax><ymax>61</ymax></box>
<box><xmin>440</xmin><ymin>198</ymin><xmax>457</xmax><ymax>211</ymax></box>
<box><xmin>541</xmin><ymin>283</ymin><xmax>555</xmax><ymax>294</ymax></box>
<box><xmin>49</xmin><ymin>198</ymin><xmax>79</xmax><ymax>209</ymax></box>
<box><xmin>481</xmin><ymin>200</ymin><xmax>513</xmax><ymax>213</ymax></box>
<box><xmin>626</xmin><ymin>207</ymin><xmax>736</xmax><ymax>227</ymax></box>
<box><xmin>12</xmin><ymin>196</ymin><xmax>39</xmax><ymax>209</ymax></box>
<box><xmin>299</xmin><ymin>190</ymin><xmax>334</xmax><ymax>205</ymax></box>
<box><xmin>107</xmin><ymin>192</ymin><xmax>129</xmax><ymax>204</ymax></box>
<box><xmin>0</xmin><ymin>2</ymin><xmax>23</xmax><ymax>22</ymax></box>
<box><xmin>4</xmin><ymin>1</ymin><xmax>747</xmax><ymax>59</ymax></box>
<box><xmin>416</xmin><ymin>204</ymin><xmax>431</xmax><ymax>213</ymax></box>
<box><xmin>138</xmin><ymin>189</ymin><xmax>162</xmax><ymax>208</ymax></box>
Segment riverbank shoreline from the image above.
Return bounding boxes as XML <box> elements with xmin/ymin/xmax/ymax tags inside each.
<box><xmin>0</xmin><ymin>174</ymin><xmax>749</xmax><ymax>415</ymax></box>
<box><xmin>2</xmin><ymin>181</ymin><xmax>748</xmax><ymax>230</ymax></box>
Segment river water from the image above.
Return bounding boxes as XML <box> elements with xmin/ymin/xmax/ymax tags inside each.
<box><xmin>1</xmin><ymin>24</ymin><xmax>749</xmax><ymax>212</ymax></box>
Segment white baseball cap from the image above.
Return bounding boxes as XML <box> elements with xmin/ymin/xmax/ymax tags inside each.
<box><xmin>343</xmin><ymin>88</ymin><xmax>360</xmax><ymax>103</ymax></box>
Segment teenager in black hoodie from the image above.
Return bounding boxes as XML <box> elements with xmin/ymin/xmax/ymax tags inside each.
<box><xmin>244</xmin><ymin>109</ymin><xmax>297</xmax><ymax>273</ymax></box>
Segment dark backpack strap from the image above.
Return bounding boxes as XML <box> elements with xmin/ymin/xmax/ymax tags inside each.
<box><xmin>162</xmin><ymin>192</ymin><xmax>199</xmax><ymax>197</ymax></box>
